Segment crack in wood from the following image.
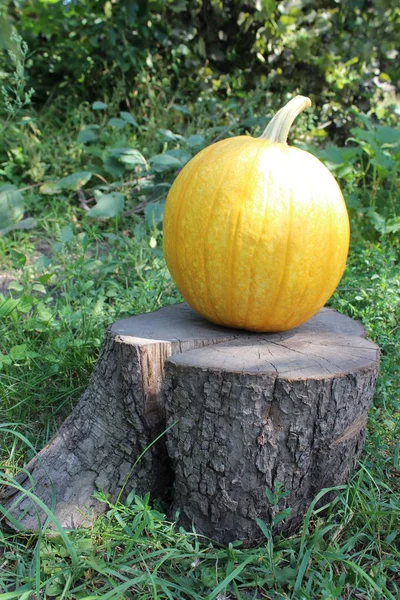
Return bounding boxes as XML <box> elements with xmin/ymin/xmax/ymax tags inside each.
<box><xmin>330</xmin><ymin>414</ymin><xmax>368</xmax><ymax>447</ymax></box>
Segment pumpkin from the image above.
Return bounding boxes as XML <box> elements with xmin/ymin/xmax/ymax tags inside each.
<box><xmin>162</xmin><ymin>96</ymin><xmax>350</xmax><ymax>332</ymax></box>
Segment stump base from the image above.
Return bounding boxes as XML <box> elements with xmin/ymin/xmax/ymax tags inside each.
<box><xmin>2</xmin><ymin>304</ymin><xmax>379</xmax><ymax>545</ymax></box>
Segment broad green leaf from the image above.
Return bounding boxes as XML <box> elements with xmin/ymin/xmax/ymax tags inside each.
<box><xmin>77</xmin><ymin>128</ymin><xmax>98</xmax><ymax>143</ymax></box>
<box><xmin>103</xmin><ymin>156</ymin><xmax>125</xmax><ymax>178</ymax></box>
<box><xmin>0</xmin><ymin>185</ymin><xmax>24</xmax><ymax>233</ymax></box>
<box><xmin>109</xmin><ymin>147</ymin><xmax>147</xmax><ymax>167</ymax></box>
<box><xmin>314</xmin><ymin>144</ymin><xmax>344</xmax><ymax>165</ymax></box>
<box><xmin>87</xmin><ymin>191</ymin><xmax>125</xmax><ymax>218</ymax></box>
<box><xmin>10</xmin><ymin>250</ymin><xmax>26</xmax><ymax>267</ymax></box>
<box><xmin>167</xmin><ymin>147</ymin><xmax>192</xmax><ymax>165</ymax></box>
<box><xmin>334</xmin><ymin>164</ymin><xmax>354</xmax><ymax>178</ymax></box>
<box><xmin>149</xmin><ymin>153</ymin><xmax>182</xmax><ymax>173</ymax></box>
<box><xmin>158</xmin><ymin>128</ymin><xmax>184</xmax><ymax>142</ymax></box>
<box><xmin>8</xmin><ymin>281</ymin><xmax>23</xmax><ymax>292</ymax></box>
<box><xmin>371</xmin><ymin>149</ymin><xmax>394</xmax><ymax>172</ymax></box>
<box><xmin>32</xmin><ymin>283</ymin><xmax>47</xmax><ymax>294</ymax></box>
<box><xmin>345</xmin><ymin>193</ymin><xmax>359</xmax><ymax>209</ymax></box>
<box><xmin>349</xmin><ymin>127</ymin><xmax>376</xmax><ymax>147</ymax></box>
<box><xmin>185</xmin><ymin>134</ymin><xmax>205</xmax><ymax>148</ymax></box>
<box><xmin>158</xmin><ymin>128</ymin><xmax>177</xmax><ymax>141</ymax></box>
<box><xmin>9</xmin><ymin>344</ymin><xmax>28</xmax><ymax>361</ymax></box>
<box><xmin>375</xmin><ymin>125</ymin><xmax>400</xmax><ymax>146</ymax></box>
<box><xmin>385</xmin><ymin>218</ymin><xmax>400</xmax><ymax>234</ymax></box>
<box><xmin>144</xmin><ymin>200</ymin><xmax>165</xmax><ymax>227</ymax></box>
<box><xmin>39</xmin><ymin>181</ymin><xmax>62</xmax><ymax>195</ymax></box>
<box><xmin>57</xmin><ymin>171</ymin><xmax>92</xmax><ymax>190</ymax></box>
<box><xmin>92</xmin><ymin>101</ymin><xmax>108</xmax><ymax>110</ymax></box>
<box><xmin>340</xmin><ymin>147</ymin><xmax>361</xmax><ymax>162</ymax></box>
<box><xmin>60</xmin><ymin>224</ymin><xmax>74</xmax><ymax>244</ymax></box>
<box><xmin>18</xmin><ymin>295</ymin><xmax>36</xmax><ymax>313</ymax></box>
<box><xmin>36</xmin><ymin>302</ymin><xmax>54</xmax><ymax>323</ymax></box>
<box><xmin>368</xmin><ymin>211</ymin><xmax>386</xmax><ymax>233</ymax></box>
<box><xmin>12</xmin><ymin>217</ymin><xmax>37</xmax><ymax>230</ymax></box>
<box><xmin>35</xmin><ymin>256</ymin><xmax>51</xmax><ymax>270</ymax></box>
<box><xmin>108</xmin><ymin>117</ymin><xmax>126</xmax><ymax>129</ymax></box>
<box><xmin>118</xmin><ymin>150</ymin><xmax>147</xmax><ymax>168</ymax></box>
<box><xmin>0</xmin><ymin>354</ymin><xmax>12</xmax><ymax>369</ymax></box>
<box><xmin>120</xmin><ymin>111</ymin><xmax>139</xmax><ymax>127</ymax></box>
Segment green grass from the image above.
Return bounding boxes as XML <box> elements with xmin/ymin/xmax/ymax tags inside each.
<box><xmin>0</xmin><ymin>453</ymin><xmax>399</xmax><ymax>598</ymax></box>
<box><xmin>1</xmin><ymin>234</ymin><xmax>399</xmax><ymax>599</ymax></box>
<box><xmin>0</xmin><ymin>226</ymin><xmax>179</xmax><ymax>458</ymax></box>
<box><xmin>1</xmin><ymin>90</ymin><xmax>399</xmax><ymax>598</ymax></box>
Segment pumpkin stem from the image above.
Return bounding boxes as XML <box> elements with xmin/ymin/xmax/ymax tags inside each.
<box><xmin>259</xmin><ymin>95</ymin><xmax>312</xmax><ymax>143</ymax></box>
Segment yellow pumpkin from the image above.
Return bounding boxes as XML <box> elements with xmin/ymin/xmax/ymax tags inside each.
<box><xmin>162</xmin><ymin>96</ymin><xmax>350</xmax><ymax>332</ymax></box>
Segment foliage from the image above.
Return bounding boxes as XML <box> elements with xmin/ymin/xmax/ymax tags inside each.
<box><xmin>302</xmin><ymin>110</ymin><xmax>400</xmax><ymax>240</ymax></box>
<box><xmin>1</xmin><ymin>95</ymin><xmax>399</xmax><ymax>244</ymax></box>
<box><xmin>0</xmin><ymin>31</ymin><xmax>34</xmax><ymax>133</ymax></box>
<box><xmin>2</xmin><ymin>0</ymin><xmax>400</xmax><ymax>127</ymax></box>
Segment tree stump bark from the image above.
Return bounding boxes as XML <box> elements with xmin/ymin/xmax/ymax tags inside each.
<box><xmin>2</xmin><ymin>304</ymin><xmax>379</xmax><ymax>545</ymax></box>
<box><xmin>2</xmin><ymin>304</ymin><xmax>235</xmax><ymax>530</ymax></box>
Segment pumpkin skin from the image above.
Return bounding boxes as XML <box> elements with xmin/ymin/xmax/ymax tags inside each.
<box><xmin>163</xmin><ymin>99</ymin><xmax>350</xmax><ymax>332</ymax></box>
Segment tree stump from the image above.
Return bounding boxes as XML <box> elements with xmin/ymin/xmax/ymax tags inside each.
<box><xmin>2</xmin><ymin>304</ymin><xmax>379</xmax><ymax>545</ymax></box>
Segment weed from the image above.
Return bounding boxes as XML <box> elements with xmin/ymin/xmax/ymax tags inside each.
<box><xmin>0</xmin><ymin>32</ymin><xmax>34</xmax><ymax>134</ymax></box>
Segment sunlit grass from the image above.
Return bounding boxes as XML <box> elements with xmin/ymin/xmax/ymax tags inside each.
<box><xmin>1</xmin><ymin>231</ymin><xmax>399</xmax><ymax>599</ymax></box>
<box><xmin>0</xmin><ymin>88</ymin><xmax>399</xmax><ymax>599</ymax></box>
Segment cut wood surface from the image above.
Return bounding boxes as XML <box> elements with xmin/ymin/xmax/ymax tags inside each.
<box><xmin>2</xmin><ymin>304</ymin><xmax>379</xmax><ymax>544</ymax></box>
